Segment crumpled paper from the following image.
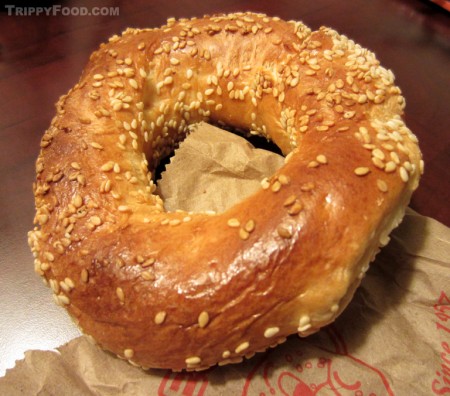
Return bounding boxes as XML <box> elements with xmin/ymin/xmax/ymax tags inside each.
<box><xmin>156</xmin><ymin>123</ymin><xmax>284</xmax><ymax>213</ymax></box>
<box><xmin>1</xmin><ymin>123</ymin><xmax>449</xmax><ymax>395</ymax></box>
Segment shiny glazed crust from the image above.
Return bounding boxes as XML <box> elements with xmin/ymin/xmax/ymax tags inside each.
<box><xmin>28</xmin><ymin>12</ymin><xmax>422</xmax><ymax>371</ymax></box>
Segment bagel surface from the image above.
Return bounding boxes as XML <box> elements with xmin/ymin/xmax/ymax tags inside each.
<box><xmin>29</xmin><ymin>12</ymin><xmax>422</xmax><ymax>371</ymax></box>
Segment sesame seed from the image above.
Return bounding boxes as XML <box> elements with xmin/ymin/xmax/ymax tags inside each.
<box><xmin>358</xmin><ymin>94</ymin><xmax>368</xmax><ymax>104</ymax></box>
<box><xmin>284</xmin><ymin>151</ymin><xmax>295</xmax><ymax>163</ymax></box>
<box><xmin>124</xmin><ymin>349</ymin><xmax>134</xmax><ymax>359</ymax></box>
<box><xmin>264</xmin><ymin>327</ymin><xmax>280</xmax><ymax>338</ymax></box>
<box><xmin>102</xmin><ymin>179</ymin><xmax>112</xmax><ymax>193</ymax></box>
<box><xmin>141</xmin><ymin>271</ymin><xmax>155</xmax><ymax>281</ymax></box>
<box><xmin>330</xmin><ymin>304</ymin><xmax>339</xmax><ymax>313</ymax></box>
<box><xmin>334</xmin><ymin>105</ymin><xmax>344</xmax><ymax>114</ymax></box>
<box><xmin>288</xmin><ymin>202</ymin><xmax>303</xmax><ymax>216</ymax></box>
<box><xmin>39</xmin><ymin>262</ymin><xmax>50</xmax><ymax>272</ymax></box>
<box><xmin>377</xmin><ymin>179</ymin><xmax>388</xmax><ymax>192</ymax></box>
<box><xmin>403</xmin><ymin>161</ymin><xmax>413</xmax><ymax>172</ymax></box>
<box><xmin>359</xmin><ymin>126</ymin><xmax>368</xmax><ymax>134</ymax></box>
<box><xmin>235</xmin><ymin>341</ymin><xmax>250</xmax><ymax>354</ymax></box>
<box><xmin>260</xmin><ymin>178</ymin><xmax>270</xmax><ymax>190</ymax></box>
<box><xmin>37</xmin><ymin>214</ymin><xmax>48</xmax><ymax>225</ymax></box>
<box><xmin>283</xmin><ymin>195</ymin><xmax>297</xmax><ymax>207</ymax></box>
<box><xmin>227</xmin><ymin>218</ymin><xmax>240</xmax><ymax>228</ymax></box>
<box><xmin>222</xmin><ymin>350</ymin><xmax>231</xmax><ymax>359</ymax></box>
<box><xmin>59</xmin><ymin>280</ymin><xmax>70</xmax><ymax>292</ymax></box>
<box><xmin>239</xmin><ymin>228</ymin><xmax>250</xmax><ymax>240</ymax></box>
<box><xmin>316</xmin><ymin>154</ymin><xmax>327</xmax><ymax>164</ymax></box>
<box><xmin>154</xmin><ymin>311</ymin><xmax>167</xmax><ymax>325</ymax></box>
<box><xmin>101</xmin><ymin>161</ymin><xmax>115</xmax><ymax>172</ymax></box>
<box><xmin>271</xmin><ymin>180</ymin><xmax>282</xmax><ymax>192</ymax></box>
<box><xmin>399</xmin><ymin>166</ymin><xmax>409</xmax><ymax>182</ymax></box>
<box><xmin>278</xmin><ymin>174</ymin><xmax>290</xmax><ymax>185</ymax></box>
<box><xmin>89</xmin><ymin>216</ymin><xmax>102</xmax><ymax>226</ymax></box>
<box><xmin>118</xmin><ymin>205</ymin><xmax>130</xmax><ymax>212</ymax></box>
<box><xmin>139</xmin><ymin>67</ymin><xmax>147</xmax><ymax>78</ymax></box>
<box><xmin>81</xmin><ymin>269</ymin><xmax>89</xmax><ymax>283</ymax></box>
<box><xmin>244</xmin><ymin>219</ymin><xmax>255</xmax><ymax>233</ymax></box>
<box><xmin>49</xmin><ymin>279</ymin><xmax>59</xmax><ymax>293</ymax></box>
<box><xmin>112</xmin><ymin>101</ymin><xmax>123</xmax><ymax>111</ymax></box>
<box><xmin>343</xmin><ymin>111</ymin><xmax>356</xmax><ymax>119</ymax></box>
<box><xmin>65</xmin><ymin>277</ymin><xmax>75</xmax><ymax>289</ymax></box>
<box><xmin>277</xmin><ymin>224</ymin><xmax>292</xmax><ymax>239</ymax></box>
<box><xmin>372</xmin><ymin>148</ymin><xmax>385</xmax><ymax>160</ymax></box>
<box><xmin>90</xmin><ymin>142</ymin><xmax>103</xmax><ymax>150</ymax></box>
<box><xmin>372</xmin><ymin>157</ymin><xmax>385</xmax><ymax>169</ymax></box>
<box><xmin>354</xmin><ymin>167</ymin><xmax>370</xmax><ymax>176</ymax></box>
<box><xmin>298</xmin><ymin>315</ymin><xmax>311</xmax><ymax>332</ymax></box>
<box><xmin>129</xmin><ymin>79</ymin><xmax>138</xmax><ymax>89</ymax></box>
<box><xmin>198</xmin><ymin>311</ymin><xmax>209</xmax><ymax>328</ymax></box>
<box><xmin>45</xmin><ymin>251</ymin><xmax>55</xmax><ymax>262</ymax></box>
<box><xmin>185</xmin><ymin>356</ymin><xmax>201</xmax><ymax>366</ymax></box>
<box><xmin>170</xmin><ymin>57</ymin><xmax>180</xmax><ymax>65</ymax></box>
<box><xmin>73</xmin><ymin>194</ymin><xmax>83</xmax><ymax>208</ymax></box>
<box><xmin>163</xmin><ymin>76</ymin><xmax>173</xmax><ymax>85</ymax></box>
<box><xmin>116</xmin><ymin>287</ymin><xmax>125</xmax><ymax>302</ymax></box>
<box><xmin>58</xmin><ymin>294</ymin><xmax>70</xmax><ymax>305</ymax></box>
<box><xmin>77</xmin><ymin>175</ymin><xmax>86</xmax><ymax>186</ymax></box>
<box><xmin>71</xmin><ymin>162</ymin><xmax>81</xmax><ymax>170</ymax></box>
<box><xmin>384</xmin><ymin>161</ymin><xmax>397</xmax><ymax>173</ymax></box>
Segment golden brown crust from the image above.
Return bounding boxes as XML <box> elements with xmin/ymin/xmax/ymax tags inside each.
<box><xmin>28</xmin><ymin>12</ymin><xmax>422</xmax><ymax>371</ymax></box>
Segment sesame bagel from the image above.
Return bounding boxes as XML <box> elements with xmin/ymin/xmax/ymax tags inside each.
<box><xmin>28</xmin><ymin>12</ymin><xmax>422</xmax><ymax>371</ymax></box>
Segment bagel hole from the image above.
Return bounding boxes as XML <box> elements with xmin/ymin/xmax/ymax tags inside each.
<box><xmin>154</xmin><ymin>122</ymin><xmax>284</xmax><ymax>214</ymax></box>
<box><xmin>153</xmin><ymin>125</ymin><xmax>282</xmax><ymax>182</ymax></box>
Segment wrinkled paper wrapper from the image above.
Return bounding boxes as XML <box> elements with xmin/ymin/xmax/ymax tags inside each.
<box><xmin>1</xmin><ymin>123</ymin><xmax>449</xmax><ymax>395</ymax></box>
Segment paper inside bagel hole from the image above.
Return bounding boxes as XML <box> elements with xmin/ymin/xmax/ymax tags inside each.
<box><xmin>156</xmin><ymin>122</ymin><xmax>285</xmax><ymax>213</ymax></box>
<box><xmin>1</xmin><ymin>123</ymin><xmax>450</xmax><ymax>395</ymax></box>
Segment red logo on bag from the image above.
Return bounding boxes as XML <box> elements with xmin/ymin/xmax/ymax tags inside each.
<box><xmin>158</xmin><ymin>371</ymin><xmax>209</xmax><ymax>396</ymax></box>
<box><xmin>431</xmin><ymin>290</ymin><xmax>450</xmax><ymax>395</ymax></box>
<box><xmin>243</xmin><ymin>325</ymin><xmax>394</xmax><ymax>396</ymax></box>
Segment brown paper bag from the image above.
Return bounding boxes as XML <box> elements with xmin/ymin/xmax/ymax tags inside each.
<box><xmin>1</xmin><ymin>123</ymin><xmax>449</xmax><ymax>395</ymax></box>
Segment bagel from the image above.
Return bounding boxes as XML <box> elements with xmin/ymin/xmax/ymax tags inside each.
<box><xmin>28</xmin><ymin>12</ymin><xmax>422</xmax><ymax>371</ymax></box>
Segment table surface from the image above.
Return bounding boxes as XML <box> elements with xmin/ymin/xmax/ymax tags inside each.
<box><xmin>0</xmin><ymin>0</ymin><xmax>449</xmax><ymax>378</ymax></box>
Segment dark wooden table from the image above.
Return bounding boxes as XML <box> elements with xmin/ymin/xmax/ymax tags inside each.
<box><xmin>0</xmin><ymin>0</ymin><xmax>449</xmax><ymax>377</ymax></box>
